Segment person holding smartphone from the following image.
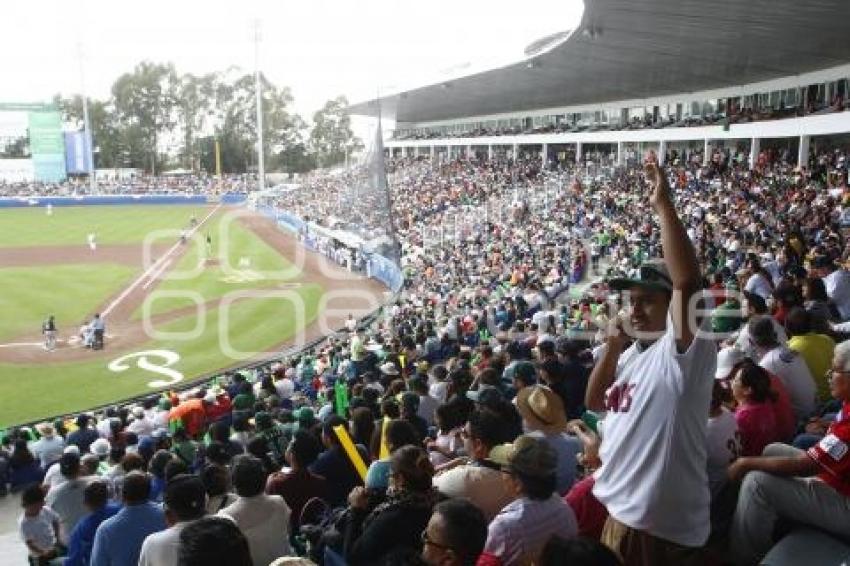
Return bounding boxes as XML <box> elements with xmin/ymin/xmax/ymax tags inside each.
<box><xmin>585</xmin><ymin>154</ymin><xmax>717</xmax><ymax>565</ymax></box>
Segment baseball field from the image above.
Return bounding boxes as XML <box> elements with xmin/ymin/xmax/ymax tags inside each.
<box><xmin>0</xmin><ymin>204</ymin><xmax>385</xmax><ymax>427</ymax></box>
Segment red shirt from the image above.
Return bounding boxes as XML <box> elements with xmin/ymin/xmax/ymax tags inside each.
<box><xmin>808</xmin><ymin>402</ymin><xmax>850</xmax><ymax>497</ymax></box>
<box><xmin>205</xmin><ymin>395</ymin><xmax>232</xmax><ymax>422</ymax></box>
<box><xmin>769</xmin><ymin>374</ymin><xmax>797</xmax><ymax>441</ymax></box>
<box><xmin>564</xmin><ymin>476</ymin><xmax>608</xmax><ymax>540</ymax></box>
<box><xmin>735</xmin><ymin>402</ymin><xmax>779</xmax><ymax>457</ymax></box>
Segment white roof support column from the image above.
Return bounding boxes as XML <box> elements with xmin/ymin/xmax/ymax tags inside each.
<box><xmin>750</xmin><ymin>137</ymin><xmax>761</xmax><ymax>171</ymax></box>
<box><xmin>798</xmin><ymin>135</ymin><xmax>811</xmax><ymax>168</ymax></box>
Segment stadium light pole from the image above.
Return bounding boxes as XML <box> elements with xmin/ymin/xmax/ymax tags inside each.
<box><xmin>253</xmin><ymin>20</ymin><xmax>265</xmax><ymax>192</ymax></box>
<box><xmin>77</xmin><ymin>42</ymin><xmax>96</xmax><ymax>194</ymax></box>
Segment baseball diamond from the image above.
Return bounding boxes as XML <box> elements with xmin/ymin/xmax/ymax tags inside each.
<box><xmin>0</xmin><ymin>203</ymin><xmax>384</xmax><ymax>426</ymax></box>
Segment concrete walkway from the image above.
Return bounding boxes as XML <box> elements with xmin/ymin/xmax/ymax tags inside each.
<box><xmin>0</xmin><ymin>492</ymin><xmax>28</xmax><ymax>564</ymax></box>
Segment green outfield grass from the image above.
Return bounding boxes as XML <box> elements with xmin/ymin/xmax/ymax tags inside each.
<box><xmin>132</xmin><ymin>217</ymin><xmax>302</xmax><ymax>319</ymax></box>
<box><xmin>0</xmin><ymin>204</ymin><xmax>211</xmax><ymax>247</ymax></box>
<box><xmin>0</xmin><ymin>264</ymin><xmax>138</xmax><ymax>341</ymax></box>
<box><xmin>0</xmin><ymin>205</ymin><xmax>326</xmax><ymax>427</ymax></box>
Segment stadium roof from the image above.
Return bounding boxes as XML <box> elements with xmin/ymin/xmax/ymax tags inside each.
<box><xmin>348</xmin><ymin>0</ymin><xmax>850</xmax><ymax>124</ymax></box>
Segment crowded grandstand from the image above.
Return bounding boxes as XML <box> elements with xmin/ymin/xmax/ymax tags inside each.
<box><xmin>5</xmin><ymin>1</ymin><xmax>850</xmax><ymax>565</ymax></box>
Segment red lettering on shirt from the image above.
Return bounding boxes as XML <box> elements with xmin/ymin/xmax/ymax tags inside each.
<box><xmin>604</xmin><ymin>383</ymin><xmax>636</xmax><ymax>413</ymax></box>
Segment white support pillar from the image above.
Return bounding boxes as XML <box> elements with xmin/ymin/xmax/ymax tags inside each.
<box><xmin>576</xmin><ymin>142</ymin><xmax>583</xmax><ymax>164</ymax></box>
<box><xmin>659</xmin><ymin>140</ymin><xmax>667</xmax><ymax>164</ymax></box>
<box><xmin>749</xmin><ymin>137</ymin><xmax>760</xmax><ymax>171</ymax></box>
<box><xmin>703</xmin><ymin>139</ymin><xmax>710</xmax><ymax>165</ymax></box>
<box><xmin>488</xmin><ymin>144</ymin><xmax>493</xmax><ymax>161</ymax></box>
<box><xmin>467</xmin><ymin>145</ymin><xmax>473</xmax><ymax>159</ymax></box>
<box><xmin>541</xmin><ymin>143</ymin><xmax>548</xmax><ymax>167</ymax></box>
<box><xmin>798</xmin><ymin>135</ymin><xmax>811</xmax><ymax>168</ymax></box>
<box><xmin>512</xmin><ymin>143</ymin><xmax>518</xmax><ymax>160</ymax></box>
<box><xmin>616</xmin><ymin>141</ymin><xmax>624</xmax><ymax>166</ymax></box>
<box><xmin>430</xmin><ymin>146</ymin><xmax>435</xmax><ymax>161</ymax></box>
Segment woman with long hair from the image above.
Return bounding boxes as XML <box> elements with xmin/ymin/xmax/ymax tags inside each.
<box><xmin>343</xmin><ymin>446</ymin><xmax>438</xmax><ymax>565</ymax></box>
<box><xmin>9</xmin><ymin>438</ymin><xmax>44</xmax><ymax>491</ymax></box>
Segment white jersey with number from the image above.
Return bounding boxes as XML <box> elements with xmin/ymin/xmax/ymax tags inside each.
<box><xmin>593</xmin><ymin>315</ymin><xmax>717</xmax><ymax>547</ymax></box>
<box><xmin>706</xmin><ymin>408</ymin><xmax>739</xmax><ymax>498</ymax></box>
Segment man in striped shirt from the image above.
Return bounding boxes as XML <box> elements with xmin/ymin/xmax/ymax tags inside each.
<box><xmin>479</xmin><ymin>435</ymin><xmax>577</xmax><ymax>565</ymax></box>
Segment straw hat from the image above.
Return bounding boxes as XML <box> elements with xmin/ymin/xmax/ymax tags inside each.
<box><xmin>515</xmin><ymin>385</ymin><xmax>567</xmax><ymax>434</ymax></box>
<box><xmin>35</xmin><ymin>422</ymin><xmax>55</xmax><ymax>437</ymax></box>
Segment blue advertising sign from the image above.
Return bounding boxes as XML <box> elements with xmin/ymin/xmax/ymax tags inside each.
<box><xmin>64</xmin><ymin>131</ymin><xmax>93</xmax><ymax>174</ymax></box>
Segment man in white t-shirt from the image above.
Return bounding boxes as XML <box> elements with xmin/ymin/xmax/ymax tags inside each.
<box><xmin>45</xmin><ymin>453</ymin><xmax>93</xmax><ymax>546</ymax></box>
<box><xmin>218</xmin><ymin>455</ymin><xmax>292</xmax><ymax>565</ymax></box>
<box><xmin>748</xmin><ymin>317</ymin><xmax>817</xmax><ymax>420</ymax></box>
<box><xmin>31</xmin><ymin>423</ymin><xmax>65</xmax><ymax>469</ymax></box>
<box><xmin>139</xmin><ymin>475</ymin><xmax>207</xmax><ymax>566</ymax></box>
<box><xmin>814</xmin><ymin>257</ymin><xmax>850</xmax><ymax>321</ymax></box>
<box><xmin>586</xmin><ymin>161</ymin><xmax>717</xmax><ymax>564</ymax></box>
<box><xmin>42</xmin><ymin>445</ymin><xmax>81</xmax><ymax>491</ymax></box>
<box><xmin>743</xmin><ymin>259</ymin><xmax>774</xmax><ymax>302</ymax></box>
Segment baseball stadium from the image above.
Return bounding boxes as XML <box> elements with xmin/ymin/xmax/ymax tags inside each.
<box><xmin>2</xmin><ymin>0</ymin><xmax>850</xmax><ymax>564</ymax></box>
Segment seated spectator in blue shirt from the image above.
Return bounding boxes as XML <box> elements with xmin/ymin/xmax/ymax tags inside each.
<box><xmin>64</xmin><ymin>480</ymin><xmax>120</xmax><ymax>566</ymax></box>
<box><xmin>310</xmin><ymin>416</ymin><xmax>369</xmax><ymax>507</ymax></box>
<box><xmin>90</xmin><ymin>471</ymin><xmax>166</xmax><ymax>566</ymax></box>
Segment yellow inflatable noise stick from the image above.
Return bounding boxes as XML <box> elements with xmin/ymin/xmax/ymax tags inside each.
<box><xmin>333</xmin><ymin>424</ymin><xmax>368</xmax><ymax>482</ymax></box>
<box><xmin>379</xmin><ymin>416</ymin><xmax>391</xmax><ymax>460</ymax></box>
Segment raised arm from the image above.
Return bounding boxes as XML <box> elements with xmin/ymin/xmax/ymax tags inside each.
<box><xmin>645</xmin><ymin>161</ymin><xmax>702</xmax><ymax>351</ymax></box>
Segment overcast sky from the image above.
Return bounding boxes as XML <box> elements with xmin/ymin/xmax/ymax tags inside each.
<box><xmin>0</xmin><ymin>0</ymin><xmax>583</xmax><ymax>125</ymax></box>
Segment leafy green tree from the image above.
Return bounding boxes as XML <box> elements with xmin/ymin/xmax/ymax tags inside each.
<box><xmin>53</xmin><ymin>62</ymin><xmax>321</xmax><ymax>176</ymax></box>
<box><xmin>177</xmin><ymin>72</ymin><xmax>217</xmax><ymax>172</ymax></box>
<box><xmin>112</xmin><ymin>62</ymin><xmax>180</xmax><ymax>174</ymax></box>
<box><xmin>54</xmin><ymin>94</ymin><xmax>122</xmax><ymax>169</ymax></box>
<box><xmin>309</xmin><ymin>96</ymin><xmax>362</xmax><ymax>168</ymax></box>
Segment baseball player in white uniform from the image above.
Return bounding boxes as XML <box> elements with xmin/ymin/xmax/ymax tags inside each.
<box><xmin>586</xmin><ymin>158</ymin><xmax>717</xmax><ymax>564</ymax></box>
<box><xmin>87</xmin><ymin>232</ymin><xmax>97</xmax><ymax>251</ymax></box>
<box><xmin>46</xmin><ymin>203</ymin><xmax>53</xmax><ymax>216</ymax></box>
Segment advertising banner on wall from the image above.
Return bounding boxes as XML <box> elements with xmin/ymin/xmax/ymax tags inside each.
<box><xmin>64</xmin><ymin>131</ymin><xmax>92</xmax><ymax>175</ymax></box>
<box><xmin>28</xmin><ymin>110</ymin><xmax>65</xmax><ymax>182</ymax></box>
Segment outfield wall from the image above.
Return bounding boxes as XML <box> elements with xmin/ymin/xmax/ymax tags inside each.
<box><xmin>0</xmin><ymin>194</ymin><xmax>208</xmax><ymax>208</ymax></box>
<box><xmin>0</xmin><ymin>192</ymin><xmax>250</xmax><ymax>208</ymax></box>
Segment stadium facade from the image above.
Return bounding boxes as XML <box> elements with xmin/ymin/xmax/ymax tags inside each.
<box><xmin>348</xmin><ymin>0</ymin><xmax>850</xmax><ymax>169</ymax></box>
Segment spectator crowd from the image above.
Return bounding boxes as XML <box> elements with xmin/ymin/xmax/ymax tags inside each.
<box><xmin>0</xmin><ymin>174</ymin><xmax>256</xmax><ymax>198</ymax></box>
<box><xmin>3</xmin><ymin>138</ymin><xmax>850</xmax><ymax>566</ymax></box>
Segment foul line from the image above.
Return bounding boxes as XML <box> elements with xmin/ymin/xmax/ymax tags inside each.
<box><xmin>102</xmin><ymin>204</ymin><xmax>221</xmax><ymax>319</ymax></box>
<box><xmin>142</xmin><ymin>258</ymin><xmax>173</xmax><ymax>290</ymax></box>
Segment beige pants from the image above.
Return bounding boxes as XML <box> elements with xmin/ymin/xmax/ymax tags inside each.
<box><xmin>601</xmin><ymin>515</ymin><xmax>706</xmax><ymax>566</ymax></box>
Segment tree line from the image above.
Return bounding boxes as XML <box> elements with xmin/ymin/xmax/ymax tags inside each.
<box><xmin>55</xmin><ymin>61</ymin><xmax>363</xmax><ymax>175</ymax></box>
